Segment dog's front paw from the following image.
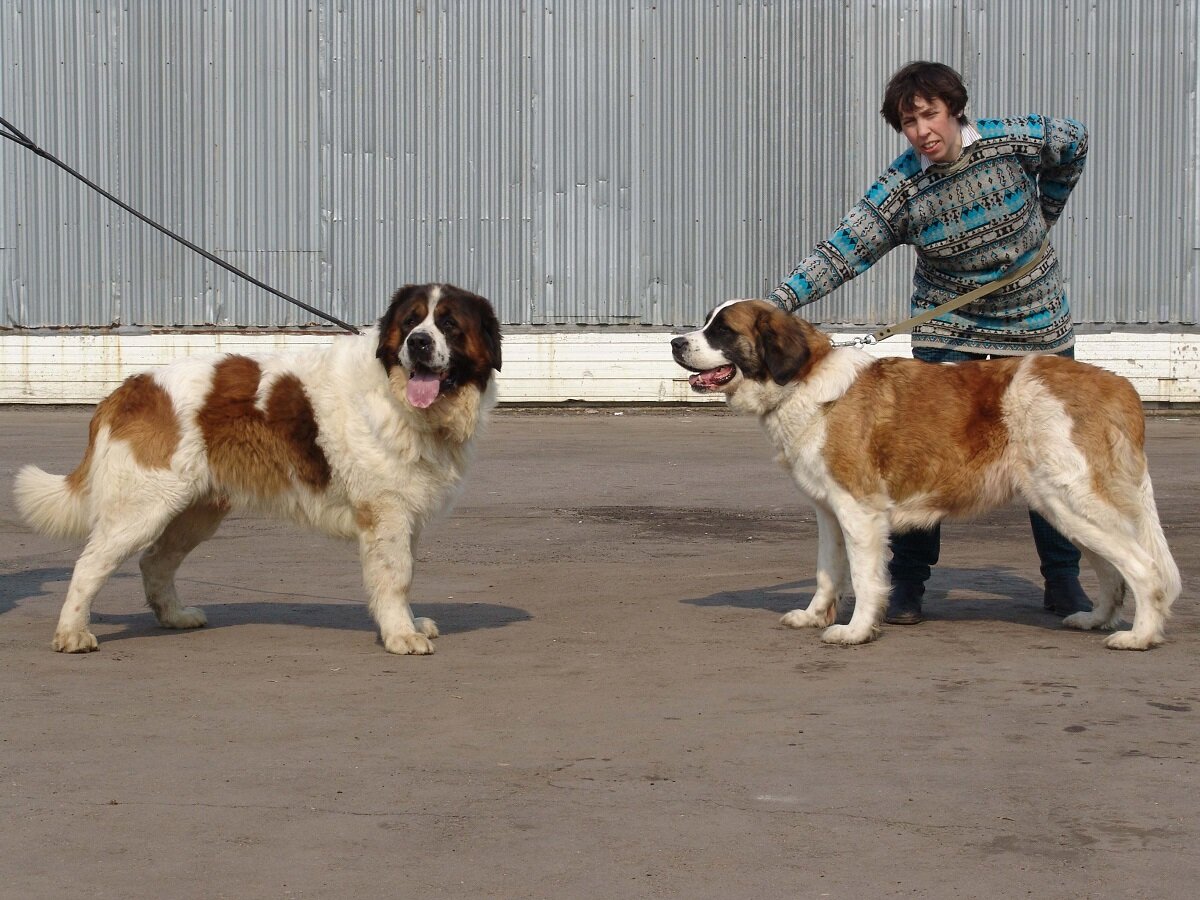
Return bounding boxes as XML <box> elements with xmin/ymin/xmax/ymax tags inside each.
<box><xmin>52</xmin><ymin>629</ymin><xmax>99</xmax><ymax>653</ymax></box>
<box><xmin>780</xmin><ymin>606</ymin><xmax>834</xmax><ymax>629</ymax></box>
<box><xmin>820</xmin><ymin>623</ymin><xmax>877</xmax><ymax>646</ymax></box>
<box><xmin>383</xmin><ymin>632</ymin><xmax>436</xmax><ymax>655</ymax></box>
<box><xmin>158</xmin><ymin>606</ymin><xmax>207</xmax><ymax>629</ymax></box>
<box><xmin>414</xmin><ymin>617</ymin><xmax>439</xmax><ymax>638</ymax></box>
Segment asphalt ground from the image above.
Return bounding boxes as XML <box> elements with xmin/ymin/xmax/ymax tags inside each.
<box><xmin>1</xmin><ymin>405</ymin><xmax>1198</xmax><ymax>899</ymax></box>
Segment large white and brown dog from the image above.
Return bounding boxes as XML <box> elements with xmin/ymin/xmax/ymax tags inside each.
<box><xmin>671</xmin><ymin>299</ymin><xmax>1180</xmax><ymax>650</ymax></box>
<box><xmin>15</xmin><ymin>283</ymin><xmax>501</xmax><ymax>655</ymax></box>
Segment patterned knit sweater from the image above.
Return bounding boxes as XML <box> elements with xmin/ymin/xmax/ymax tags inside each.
<box><xmin>770</xmin><ymin>115</ymin><xmax>1089</xmax><ymax>355</ymax></box>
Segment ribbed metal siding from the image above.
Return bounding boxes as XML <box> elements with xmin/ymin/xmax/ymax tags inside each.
<box><xmin>2</xmin><ymin>1</ymin><xmax>321</xmax><ymax>328</ymax></box>
<box><xmin>1</xmin><ymin>0</ymin><xmax>1196</xmax><ymax>329</ymax></box>
<box><xmin>970</xmin><ymin>0</ymin><xmax>1196</xmax><ymax>325</ymax></box>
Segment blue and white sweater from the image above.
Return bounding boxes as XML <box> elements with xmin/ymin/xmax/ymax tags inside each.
<box><xmin>771</xmin><ymin>115</ymin><xmax>1089</xmax><ymax>355</ymax></box>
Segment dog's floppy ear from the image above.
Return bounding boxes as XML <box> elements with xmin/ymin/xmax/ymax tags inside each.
<box><xmin>757</xmin><ymin>308</ymin><xmax>811</xmax><ymax>385</ymax></box>
<box><xmin>454</xmin><ymin>288</ymin><xmax>502</xmax><ymax>373</ymax></box>
<box><xmin>479</xmin><ymin>297</ymin><xmax>502</xmax><ymax>372</ymax></box>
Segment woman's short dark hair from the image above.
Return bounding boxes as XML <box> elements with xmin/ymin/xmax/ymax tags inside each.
<box><xmin>880</xmin><ymin>61</ymin><xmax>969</xmax><ymax>131</ymax></box>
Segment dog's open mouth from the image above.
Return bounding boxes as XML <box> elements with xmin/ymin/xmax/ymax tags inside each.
<box><xmin>406</xmin><ymin>366</ymin><xmax>451</xmax><ymax>409</ymax></box>
<box><xmin>688</xmin><ymin>365</ymin><xmax>736</xmax><ymax>392</ymax></box>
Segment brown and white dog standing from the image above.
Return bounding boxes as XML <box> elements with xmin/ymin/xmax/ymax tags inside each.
<box><xmin>15</xmin><ymin>283</ymin><xmax>501</xmax><ymax>655</ymax></box>
<box><xmin>671</xmin><ymin>299</ymin><xmax>1180</xmax><ymax>650</ymax></box>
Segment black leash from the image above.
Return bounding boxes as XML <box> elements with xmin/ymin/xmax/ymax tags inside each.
<box><xmin>0</xmin><ymin>115</ymin><xmax>360</xmax><ymax>334</ymax></box>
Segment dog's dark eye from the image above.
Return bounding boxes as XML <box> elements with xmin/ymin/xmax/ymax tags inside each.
<box><xmin>710</xmin><ymin>322</ymin><xmax>730</xmax><ymax>336</ymax></box>
<box><xmin>436</xmin><ymin>315</ymin><xmax>459</xmax><ymax>333</ymax></box>
<box><xmin>402</xmin><ymin>313</ymin><xmax>421</xmax><ymax>329</ymax></box>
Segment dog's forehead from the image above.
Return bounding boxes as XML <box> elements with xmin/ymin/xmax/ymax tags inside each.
<box><xmin>394</xmin><ymin>286</ymin><xmax>444</xmax><ymax>330</ymax></box>
<box><xmin>419</xmin><ymin>286</ymin><xmax>445</xmax><ymax>320</ymax></box>
<box><xmin>701</xmin><ymin>299</ymin><xmax>744</xmax><ymax>330</ymax></box>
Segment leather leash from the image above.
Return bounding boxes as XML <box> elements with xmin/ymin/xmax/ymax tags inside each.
<box><xmin>831</xmin><ymin>239</ymin><xmax>1049</xmax><ymax>348</ymax></box>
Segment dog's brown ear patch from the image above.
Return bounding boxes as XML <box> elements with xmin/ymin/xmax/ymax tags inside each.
<box><xmin>450</xmin><ymin>288</ymin><xmax>502</xmax><ymax>374</ymax></box>
<box><xmin>477</xmin><ymin>298</ymin><xmax>502</xmax><ymax>372</ymax></box>
<box><xmin>757</xmin><ymin>308</ymin><xmax>814</xmax><ymax>385</ymax></box>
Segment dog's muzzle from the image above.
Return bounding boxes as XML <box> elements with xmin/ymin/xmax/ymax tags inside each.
<box><xmin>671</xmin><ymin>335</ymin><xmax>736</xmax><ymax>392</ymax></box>
<box><xmin>406</xmin><ymin>331</ymin><xmax>435</xmax><ymax>364</ymax></box>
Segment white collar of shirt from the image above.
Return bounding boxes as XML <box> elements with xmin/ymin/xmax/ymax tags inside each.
<box><xmin>919</xmin><ymin>122</ymin><xmax>981</xmax><ymax>171</ymax></box>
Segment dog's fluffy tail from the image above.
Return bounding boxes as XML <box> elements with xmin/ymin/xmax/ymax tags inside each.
<box><xmin>1138</xmin><ymin>471</ymin><xmax>1182</xmax><ymax>617</ymax></box>
<box><xmin>13</xmin><ymin>466</ymin><xmax>91</xmax><ymax>539</ymax></box>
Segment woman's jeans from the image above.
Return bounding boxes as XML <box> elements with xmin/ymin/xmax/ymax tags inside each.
<box><xmin>887</xmin><ymin>345</ymin><xmax>1082</xmax><ymax>586</ymax></box>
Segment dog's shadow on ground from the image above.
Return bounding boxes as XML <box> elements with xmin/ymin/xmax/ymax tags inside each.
<box><xmin>682</xmin><ymin>566</ymin><xmax>1070</xmax><ymax>630</ymax></box>
<box><xmin>0</xmin><ymin>566</ymin><xmax>77</xmax><ymax>616</ymax></box>
<box><xmin>1</xmin><ymin>567</ymin><xmax>531</xmax><ymax>644</ymax></box>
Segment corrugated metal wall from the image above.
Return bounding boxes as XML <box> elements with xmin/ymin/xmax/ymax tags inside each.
<box><xmin>1</xmin><ymin>0</ymin><xmax>1196</xmax><ymax>330</ymax></box>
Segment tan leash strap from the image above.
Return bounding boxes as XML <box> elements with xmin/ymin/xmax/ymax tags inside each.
<box><xmin>869</xmin><ymin>239</ymin><xmax>1050</xmax><ymax>344</ymax></box>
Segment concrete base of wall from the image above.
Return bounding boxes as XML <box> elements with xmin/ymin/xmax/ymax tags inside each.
<box><xmin>2</xmin><ymin>330</ymin><xmax>1198</xmax><ymax>404</ymax></box>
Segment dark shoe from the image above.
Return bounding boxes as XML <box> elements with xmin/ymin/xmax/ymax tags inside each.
<box><xmin>885</xmin><ymin>582</ymin><xmax>925</xmax><ymax>625</ymax></box>
<box><xmin>1043</xmin><ymin>575</ymin><xmax>1093</xmax><ymax>616</ymax></box>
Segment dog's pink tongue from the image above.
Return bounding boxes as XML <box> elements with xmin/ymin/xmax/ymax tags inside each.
<box><xmin>406</xmin><ymin>372</ymin><xmax>441</xmax><ymax>409</ymax></box>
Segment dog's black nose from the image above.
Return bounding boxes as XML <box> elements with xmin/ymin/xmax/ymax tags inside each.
<box><xmin>407</xmin><ymin>331</ymin><xmax>434</xmax><ymax>357</ymax></box>
<box><xmin>670</xmin><ymin>336</ymin><xmax>688</xmax><ymax>353</ymax></box>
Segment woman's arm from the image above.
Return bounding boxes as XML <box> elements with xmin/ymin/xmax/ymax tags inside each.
<box><xmin>1037</xmin><ymin>116</ymin><xmax>1089</xmax><ymax>227</ymax></box>
<box><xmin>770</xmin><ymin>160</ymin><xmax>913</xmax><ymax>312</ymax></box>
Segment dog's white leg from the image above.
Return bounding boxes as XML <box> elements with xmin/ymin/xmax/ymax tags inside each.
<box><xmin>1034</xmin><ymin>503</ymin><xmax>1164</xmax><ymax>650</ymax></box>
<box><xmin>139</xmin><ymin>501</ymin><xmax>228</xmax><ymax>630</ymax></box>
<box><xmin>53</xmin><ymin>505</ymin><xmax>180</xmax><ymax>652</ymax></box>
<box><xmin>1102</xmin><ymin>555</ymin><xmax>1167</xmax><ymax>651</ymax></box>
<box><xmin>53</xmin><ymin>539</ymin><xmax>121</xmax><ymax>652</ymax></box>
<box><xmin>820</xmin><ymin>503</ymin><xmax>887</xmax><ymax>645</ymax></box>
<box><xmin>358</xmin><ymin>515</ymin><xmax>436</xmax><ymax>655</ymax></box>
<box><xmin>1101</xmin><ymin>473</ymin><xmax>1179</xmax><ymax>649</ymax></box>
<box><xmin>781</xmin><ymin>502</ymin><xmax>846</xmax><ymax>629</ymax></box>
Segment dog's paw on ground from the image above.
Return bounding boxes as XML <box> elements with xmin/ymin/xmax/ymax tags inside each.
<box><xmin>1104</xmin><ymin>630</ymin><xmax>1162</xmax><ymax>651</ymax></box>
<box><xmin>780</xmin><ymin>607</ymin><xmax>833</xmax><ymax>629</ymax></box>
<box><xmin>384</xmin><ymin>632</ymin><xmax>436</xmax><ymax>655</ymax></box>
<box><xmin>820</xmin><ymin>623</ymin><xmax>877</xmax><ymax>645</ymax></box>
<box><xmin>52</xmin><ymin>629</ymin><xmax>99</xmax><ymax>653</ymax></box>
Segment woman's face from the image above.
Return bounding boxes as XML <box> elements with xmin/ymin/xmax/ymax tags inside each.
<box><xmin>899</xmin><ymin>95</ymin><xmax>963</xmax><ymax>164</ymax></box>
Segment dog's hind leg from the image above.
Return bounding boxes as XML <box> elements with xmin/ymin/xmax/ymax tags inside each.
<box><xmin>53</xmin><ymin>503</ymin><xmax>182</xmax><ymax>652</ymax></box>
<box><xmin>781</xmin><ymin>502</ymin><xmax>846</xmax><ymax>629</ymax></box>
<box><xmin>139</xmin><ymin>500</ymin><xmax>228</xmax><ymax>630</ymax></box>
<box><xmin>1035</xmin><ymin>502</ymin><xmax>1165</xmax><ymax>650</ymax></box>
<box><xmin>1100</xmin><ymin>489</ymin><xmax>1179</xmax><ymax>650</ymax></box>
<box><xmin>1131</xmin><ymin>471</ymin><xmax>1182</xmax><ymax>621</ymax></box>
<box><xmin>819</xmin><ymin>502</ymin><xmax>888</xmax><ymax>645</ymax></box>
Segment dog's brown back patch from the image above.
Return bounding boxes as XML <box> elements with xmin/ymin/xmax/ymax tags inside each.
<box><xmin>198</xmin><ymin>356</ymin><xmax>332</xmax><ymax>496</ymax></box>
<box><xmin>823</xmin><ymin>357</ymin><xmax>1021</xmax><ymax>514</ymax></box>
<box><xmin>68</xmin><ymin>374</ymin><xmax>181</xmax><ymax>492</ymax></box>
